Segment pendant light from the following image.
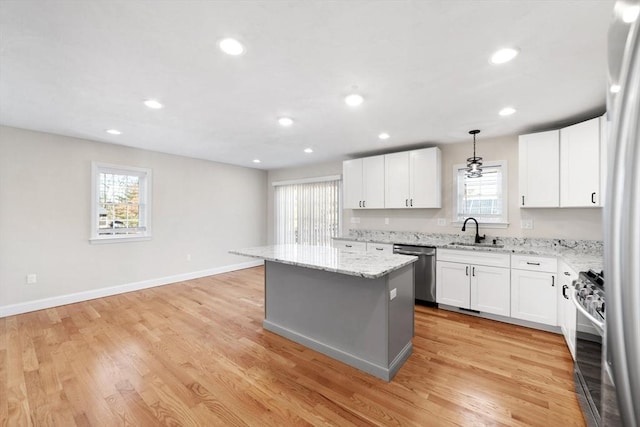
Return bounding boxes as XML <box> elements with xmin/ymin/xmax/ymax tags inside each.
<box><xmin>466</xmin><ymin>129</ymin><xmax>483</xmax><ymax>178</ymax></box>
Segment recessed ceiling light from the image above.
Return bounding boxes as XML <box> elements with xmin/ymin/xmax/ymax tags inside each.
<box><xmin>622</xmin><ymin>5</ymin><xmax>639</xmax><ymax>23</ymax></box>
<box><xmin>252</xmin><ymin>159</ymin><xmax>261</xmax><ymax>164</ymax></box>
<box><xmin>144</xmin><ymin>99</ymin><xmax>163</xmax><ymax>109</ymax></box>
<box><xmin>490</xmin><ymin>48</ymin><xmax>519</xmax><ymax>64</ymax></box>
<box><xmin>610</xmin><ymin>84</ymin><xmax>621</xmax><ymax>93</ymax></box>
<box><xmin>219</xmin><ymin>38</ymin><xmax>245</xmax><ymax>56</ymax></box>
<box><xmin>499</xmin><ymin>107</ymin><xmax>516</xmax><ymax>116</ymax></box>
<box><xmin>378</xmin><ymin>133</ymin><xmax>390</xmax><ymax>140</ymax></box>
<box><xmin>278</xmin><ymin>117</ymin><xmax>294</xmax><ymax>127</ymax></box>
<box><xmin>304</xmin><ymin>148</ymin><xmax>313</xmax><ymax>153</ymax></box>
<box><xmin>106</xmin><ymin>129</ymin><xmax>122</xmax><ymax>135</ymax></box>
<box><xmin>345</xmin><ymin>94</ymin><xmax>364</xmax><ymax>107</ymax></box>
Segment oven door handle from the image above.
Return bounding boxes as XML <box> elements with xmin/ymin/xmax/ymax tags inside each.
<box><xmin>571</xmin><ymin>288</ymin><xmax>604</xmax><ymax>335</ymax></box>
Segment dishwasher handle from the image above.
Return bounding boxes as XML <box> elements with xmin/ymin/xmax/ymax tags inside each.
<box><xmin>393</xmin><ymin>246</ymin><xmax>436</xmax><ymax>256</ymax></box>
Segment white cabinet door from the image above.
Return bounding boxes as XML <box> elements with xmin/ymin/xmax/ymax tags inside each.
<box><xmin>600</xmin><ymin>114</ymin><xmax>608</xmax><ymax>205</ymax></box>
<box><xmin>343</xmin><ymin>159</ymin><xmax>363</xmax><ymax>209</ymax></box>
<box><xmin>519</xmin><ymin>130</ymin><xmax>560</xmax><ymax>207</ymax></box>
<box><xmin>410</xmin><ymin>147</ymin><xmax>441</xmax><ymax>208</ymax></box>
<box><xmin>511</xmin><ymin>269</ymin><xmax>558</xmax><ymax>326</ymax></box>
<box><xmin>332</xmin><ymin>240</ymin><xmax>366</xmax><ymax>251</ymax></box>
<box><xmin>384</xmin><ymin>152</ymin><xmax>410</xmax><ymax>208</ymax></box>
<box><xmin>558</xmin><ymin>264</ymin><xmax>578</xmax><ymax>360</ymax></box>
<box><xmin>560</xmin><ymin>117</ymin><xmax>601</xmax><ymax>207</ymax></box>
<box><xmin>366</xmin><ymin>242</ymin><xmax>394</xmax><ymax>253</ymax></box>
<box><xmin>343</xmin><ymin>156</ymin><xmax>385</xmax><ymax>209</ymax></box>
<box><xmin>471</xmin><ymin>265</ymin><xmax>510</xmax><ymax>316</ymax></box>
<box><xmin>436</xmin><ymin>261</ymin><xmax>470</xmax><ymax>308</ymax></box>
<box><xmin>362</xmin><ymin>155</ymin><xmax>385</xmax><ymax>208</ymax></box>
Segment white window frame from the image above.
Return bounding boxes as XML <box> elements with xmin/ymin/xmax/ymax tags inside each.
<box><xmin>452</xmin><ymin>160</ymin><xmax>509</xmax><ymax>228</ymax></box>
<box><xmin>90</xmin><ymin>161</ymin><xmax>152</xmax><ymax>244</ymax></box>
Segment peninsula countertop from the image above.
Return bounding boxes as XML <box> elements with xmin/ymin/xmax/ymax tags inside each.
<box><xmin>230</xmin><ymin>244</ymin><xmax>418</xmax><ymax>279</ymax></box>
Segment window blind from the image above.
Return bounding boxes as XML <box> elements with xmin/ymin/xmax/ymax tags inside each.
<box><xmin>274</xmin><ymin>178</ymin><xmax>341</xmax><ymax>246</ymax></box>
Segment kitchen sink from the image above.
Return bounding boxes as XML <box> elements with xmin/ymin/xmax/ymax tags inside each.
<box><xmin>449</xmin><ymin>241</ymin><xmax>505</xmax><ymax>248</ymax></box>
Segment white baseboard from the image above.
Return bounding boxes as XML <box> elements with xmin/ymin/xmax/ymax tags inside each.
<box><xmin>0</xmin><ymin>260</ymin><xmax>264</xmax><ymax>318</ymax></box>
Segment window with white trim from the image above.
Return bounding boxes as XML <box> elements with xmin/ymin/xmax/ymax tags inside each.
<box><xmin>453</xmin><ymin>161</ymin><xmax>508</xmax><ymax>226</ymax></box>
<box><xmin>274</xmin><ymin>176</ymin><xmax>341</xmax><ymax>246</ymax></box>
<box><xmin>91</xmin><ymin>162</ymin><xmax>152</xmax><ymax>243</ymax></box>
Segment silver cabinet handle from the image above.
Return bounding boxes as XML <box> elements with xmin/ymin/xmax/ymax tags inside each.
<box><xmin>522</xmin><ymin>195</ymin><xmax>525</xmax><ymax>206</ymax></box>
<box><xmin>472</xmin><ymin>266</ymin><xmax>475</xmax><ymax>277</ymax></box>
<box><xmin>363</xmin><ymin>200</ymin><xmax>366</xmax><ymax>208</ymax></box>
<box><xmin>345</xmin><ymin>244</ymin><xmax>352</xmax><ymax>248</ymax></box>
<box><xmin>410</xmin><ymin>199</ymin><xmax>413</xmax><ymax>207</ymax></box>
<box><xmin>405</xmin><ymin>199</ymin><xmax>408</xmax><ymax>207</ymax></box>
<box><xmin>375</xmin><ymin>247</ymin><xmax>384</xmax><ymax>251</ymax></box>
<box><xmin>591</xmin><ymin>192</ymin><xmax>596</xmax><ymax>204</ymax></box>
<box><xmin>551</xmin><ymin>276</ymin><xmax>555</xmax><ymax>287</ymax></box>
<box><xmin>466</xmin><ymin>266</ymin><xmax>469</xmax><ymax>276</ymax></box>
<box><xmin>526</xmin><ymin>261</ymin><xmax>540</xmax><ymax>266</ymax></box>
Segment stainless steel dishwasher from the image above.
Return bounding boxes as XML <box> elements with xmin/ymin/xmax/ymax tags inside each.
<box><xmin>393</xmin><ymin>244</ymin><xmax>436</xmax><ymax>306</ymax></box>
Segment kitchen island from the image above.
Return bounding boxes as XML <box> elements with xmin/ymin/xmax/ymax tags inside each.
<box><xmin>230</xmin><ymin>244</ymin><xmax>418</xmax><ymax>381</ymax></box>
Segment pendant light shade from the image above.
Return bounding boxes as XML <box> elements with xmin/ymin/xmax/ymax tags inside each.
<box><xmin>466</xmin><ymin>129</ymin><xmax>483</xmax><ymax>178</ymax></box>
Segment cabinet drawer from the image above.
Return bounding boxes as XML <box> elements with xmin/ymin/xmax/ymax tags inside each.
<box><xmin>437</xmin><ymin>249</ymin><xmax>510</xmax><ymax>268</ymax></box>
<box><xmin>511</xmin><ymin>255</ymin><xmax>557</xmax><ymax>273</ymax></box>
<box><xmin>366</xmin><ymin>242</ymin><xmax>394</xmax><ymax>253</ymax></box>
<box><xmin>332</xmin><ymin>240</ymin><xmax>366</xmax><ymax>252</ymax></box>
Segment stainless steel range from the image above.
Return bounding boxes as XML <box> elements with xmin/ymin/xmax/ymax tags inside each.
<box><xmin>571</xmin><ymin>270</ymin><xmax>620</xmax><ymax>427</ymax></box>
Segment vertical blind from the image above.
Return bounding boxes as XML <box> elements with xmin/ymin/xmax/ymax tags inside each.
<box><xmin>274</xmin><ymin>177</ymin><xmax>341</xmax><ymax>246</ymax></box>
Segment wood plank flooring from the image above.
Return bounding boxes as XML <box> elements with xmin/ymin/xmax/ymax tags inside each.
<box><xmin>0</xmin><ymin>266</ymin><xmax>585</xmax><ymax>426</ymax></box>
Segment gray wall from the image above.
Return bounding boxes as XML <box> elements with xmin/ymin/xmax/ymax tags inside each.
<box><xmin>268</xmin><ymin>135</ymin><xmax>603</xmax><ymax>242</ymax></box>
<box><xmin>0</xmin><ymin>126</ymin><xmax>268</xmax><ymax>309</ymax></box>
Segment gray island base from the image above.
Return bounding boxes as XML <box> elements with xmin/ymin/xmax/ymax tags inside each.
<box><xmin>230</xmin><ymin>245</ymin><xmax>417</xmax><ymax>381</ymax></box>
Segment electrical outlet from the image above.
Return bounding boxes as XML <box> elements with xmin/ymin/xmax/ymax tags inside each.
<box><xmin>384</xmin><ymin>217</ymin><xmax>389</xmax><ymax>225</ymax></box>
<box><xmin>186</xmin><ymin>254</ymin><xmax>191</xmax><ymax>261</ymax></box>
<box><xmin>26</xmin><ymin>274</ymin><xmax>37</xmax><ymax>284</ymax></box>
<box><xmin>437</xmin><ymin>218</ymin><xmax>446</xmax><ymax>226</ymax></box>
<box><xmin>390</xmin><ymin>288</ymin><xmax>397</xmax><ymax>301</ymax></box>
<box><xmin>350</xmin><ymin>217</ymin><xmax>361</xmax><ymax>224</ymax></box>
<box><xmin>521</xmin><ymin>219</ymin><xmax>533</xmax><ymax>229</ymax></box>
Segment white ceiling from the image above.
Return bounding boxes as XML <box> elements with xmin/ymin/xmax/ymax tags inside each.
<box><xmin>0</xmin><ymin>1</ymin><xmax>614</xmax><ymax>170</ymax></box>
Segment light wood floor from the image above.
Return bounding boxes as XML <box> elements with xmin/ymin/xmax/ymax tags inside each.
<box><xmin>1</xmin><ymin>266</ymin><xmax>585</xmax><ymax>426</ymax></box>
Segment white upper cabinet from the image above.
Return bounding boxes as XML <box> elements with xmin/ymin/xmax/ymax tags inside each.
<box><xmin>384</xmin><ymin>147</ymin><xmax>441</xmax><ymax>208</ymax></box>
<box><xmin>519</xmin><ymin>130</ymin><xmax>560</xmax><ymax>207</ymax></box>
<box><xmin>560</xmin><ymin>117</ymin><xmax>602</xmax><ymax>207</ymax></box>
<box><xmin>343</xmin><ymin>155</ymin><xmax>385</xmax><ymax>209</ymax></box>
<box><xmin>384</xmin><ymin>152</ymin><xmax>410</xmax><ymax>208</ymax></box>
<box><xmin>600</xmin><ymin>114</ymin><xmax>608</xmax><ymax>205</ymax></box>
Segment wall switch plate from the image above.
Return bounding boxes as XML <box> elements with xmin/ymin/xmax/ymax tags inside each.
<box><xmin>186</xmin><ymin>254</ymin><xmax>191</xmax><ymax>261</ymax></box>
<box><xmin>437</xmin><ymin>218</ymin><xmax>446</xmax><ymax>226</ymax></box>
<box><xmin>521</xmin><ymin>219</ymin><xmax>533</xmax><ymax>229</ymax></box>
<box><xmin>350</xmin><ymin>217</ymin><xmax>361</xmax><ymax>224</ymax></box>
<box><xmin>26</xmin><ymin>274</ymin><xmax>37</xmax><ymax>284</ymax></box>
<box><xmin>390</xmin><ymin>288</ymin><xmax>397</xmax><ymax>301</ymax></box>
<box><xmin>384</xmin><ymin>217</ymin><xmax>389</xmax><ymax>225</ymax></box>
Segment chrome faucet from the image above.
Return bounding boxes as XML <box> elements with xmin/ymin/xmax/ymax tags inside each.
<box><xmin>462</xmin><ymin>217</ymin><xmax>486</xmax><ymax>244</ymax></box>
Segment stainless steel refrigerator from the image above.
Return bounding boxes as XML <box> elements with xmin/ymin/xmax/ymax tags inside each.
<box><xmin>605</xmin><ymin>1</ymin><xmax>640</xmax><ymax>426</ymax></box>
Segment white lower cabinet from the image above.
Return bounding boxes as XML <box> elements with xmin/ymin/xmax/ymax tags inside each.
<box><xmin>332</xmin><ymin>240</ymin><xmax>366</xmax><ymax>251</ymax></box>
<box><xmin>332</xmin><ymin>240</ymin><xmax>394</xmax><ymax>254</ymax></box>
<box><xmin>511</xmin><ymin>255</ymin><xmax>558</xmax><ymax>326</ymax></box>
<box><xmin>436</xmin><ymin>250</ymin><xmax>510</xmax><ymax>316</ymax></box>
<box><xmin>558</xmin><ymin>262</ymin><xmax>578</xmax><ymax>360</ymax></box>
<box><xmin>366</xmin><ymin>242</ymin><xmax>394</xmax><ymax>254</ymax></box>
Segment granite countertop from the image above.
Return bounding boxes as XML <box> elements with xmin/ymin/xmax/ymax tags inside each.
<box><xmin>334</xmin><ymin>230</ymin><xmax>603</xmax><ymax>273</ymax></box>
<box><xmin>230</xmin><ymin>244</ymin><xmax>418</xmax><ymax>279</ymax></box>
